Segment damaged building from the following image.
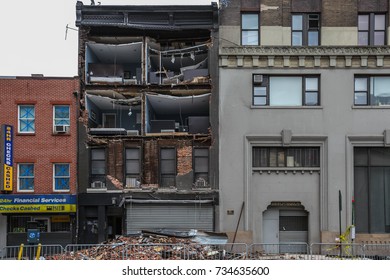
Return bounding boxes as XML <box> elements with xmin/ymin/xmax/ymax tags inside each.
<box><xmin>75</xmin><ymin>1</ymin><xmax>219</xmax><ymax>243</ymax></box>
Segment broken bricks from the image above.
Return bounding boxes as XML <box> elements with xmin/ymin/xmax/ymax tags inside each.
<box><xmin>45</xmin><ymin>235</ymin><xmax>246</xmax><ymax>260</ymax></box>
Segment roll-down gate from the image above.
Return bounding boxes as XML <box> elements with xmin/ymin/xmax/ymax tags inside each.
<box><xmin>125</xmin><ymin>201</ymin><xmax>214</xmax><ymax>233</ymax></box>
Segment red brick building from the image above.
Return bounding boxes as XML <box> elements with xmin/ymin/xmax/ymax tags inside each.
<box><xmin>0</xmin><ymin>75</ymin><xmax>78</xmax><ymax>248</ymax></box>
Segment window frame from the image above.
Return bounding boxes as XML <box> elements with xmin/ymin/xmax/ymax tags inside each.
<box><xmin>252</xmin><ymin>147</ymin><xmax>320</xmax><ymax>169</ymax></box>
<box><xmin>241</xmin><ymin>12</ymin><xmax>260</xmax><ymax>46</ymax></box>
<box><xmin>292</xmin><ymin>13</ymin><xmax>320</xmax><ymax>46</ymax></box>
<box><xmin>53</xmin><ymin>105</ymin><xmax>70</xmax><ymax>133</ymax></box>
<box><xmin>159</xmin><ymin>147</ymin><xmax>177</xmax><ymax>188</ymax></box>
<box><xmin>193</xmin><ymin>147</ymin><xmax>210</xmax><ymax>184</ymax></box>
<box><xmin>53</xmin><ymin>163</ymin><xmax>70</xmax><ymax>192</ymax></box>
<box><xmin>18</xmin><ymin>105</ymin><xmax>35</xmax><ymax>134</ymax></box>
<box><xmin>17</xmin><ymin>163</ymin><xmax>34</xmax><ymax>192</ymax></box>
<box><xmin>354</xmin><ymin>75</ymin><xmax>390</xmax><ymax>106</ymax></box>
<box><xmin>252</xmin><ymin>74</ymin><xmax>320</xmax><ymax>107</ymax></box>
<box><xmin>124</xmin><ymin>147</ymin><xmax>141</xmax><ymax>185</ymax></box>
<box><xmin>358</xmin><ymin>13</ymin><xmax>387</xmax><ymax>46</ymax></box>
<box><xmin>354</xmin><ymin>147</ymin><xmax>390</xmax><ymax>233</ymax></box>
<box><xmin>90</xmin><ymin>148</ymin><xmax>106</xmax><ymax>185</ymax></box>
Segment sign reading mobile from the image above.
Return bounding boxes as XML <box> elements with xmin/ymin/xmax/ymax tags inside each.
<box><xmin>1</xmin><ymin>124</ymin><xmax>13</xmax><ymax>191</ymax></box>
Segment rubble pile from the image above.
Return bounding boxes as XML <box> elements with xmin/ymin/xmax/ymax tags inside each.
<box><xmin>45</xmin><ymin>235</ymin><xmax>246</xmax><ymax>260</ymax></box>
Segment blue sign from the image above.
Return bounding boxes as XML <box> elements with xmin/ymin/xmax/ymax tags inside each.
<box><xmin>27</xmin><ymin>229</ymin><xmax>40</xmax><ymax>244</ymax></box>
<box><xmin>0</xmin><ymin>194</ymin><xmax>76</xmax><ymax>205</ymax></box>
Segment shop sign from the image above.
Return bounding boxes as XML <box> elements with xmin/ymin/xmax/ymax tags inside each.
<box><xmin>0</xmin><ymin>194</ymin><xmax>76</xmax><ymax>213</ymax></box>
<box><xmin>1</xmin><ymin>125</ymin><xmax>13</xmax><ymax>191</ymax></box>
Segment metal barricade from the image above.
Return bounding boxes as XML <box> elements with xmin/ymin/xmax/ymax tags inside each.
<box><xmin>362</xmin><ymin>244</ymin><xmax>390</xmax><ymax>260</ymax></box>
<box><xmin>248</xmin><ymin>243</ymin><xmax>310</xmax><ymax>260</ymax></box>
<box><xmin>309</xmin><ymin>243</ymin><xmax>365</xmax><ymax>260</ymax></box>
<box><xmin>185</xmin><ymin>243</ymin><xmax>247</xmax><ymax>260</ymax></box>
<box><xmin>124</xmin><ymin>243</ymin><xmax>187</xmax><ymax>260</ymax></box>
<box><xmin>1</xmin><ymin>244</ymin><xmax>64</xmax><ymax>260</ymax></box>
<box><xmin>62</xmin><ymin>243</ymin><xmax>126</xmax><ymax>260</ymax></box>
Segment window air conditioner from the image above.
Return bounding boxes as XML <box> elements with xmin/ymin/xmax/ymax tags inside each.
<box><xmin>125</xmin><ymin>177</ymin><xmax>139</xmax><ymax>188</ymax></box>
<box><xmin>161</xmin><ymin>129</ymin><xmax>175</xmax><ymax>133</ymax></box>
<box><xmin>253</xmin><ymin>74</ymin><xmax>263</xmax><ymax>84</ymax></box>
<box><xmin>54</xmin><ymin>125</ymin><xmax>69</xmax><ymax>133</ymax></box>
<box><xmin>127</xmin><ymin>130</ymin><xmax>139</xmax><ymax>136</ymax></box>
<box><xmin>91</xmin><ymin>181</ymin><xmax>105</xmax><ymax>189</ymax></box>
<box><xmin>194</xmin><ymin>178</ymin><xmax>208</xmax><ymax>188</ymax></box>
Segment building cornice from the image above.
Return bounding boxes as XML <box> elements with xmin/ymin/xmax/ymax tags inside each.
<box><xmin>220</xmin><ymin>46</ymin><xmax>390</xmax><ymax>56</ymax></box>
<box><xmin>219</xmin><ymin>46</ymin><xmax>390</xmax><ymax>68</ymax></box>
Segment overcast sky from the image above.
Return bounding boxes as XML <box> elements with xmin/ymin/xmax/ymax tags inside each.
<box><xmin>0</xmin><ymin>0</ymin><xmax>214</xmax><ymax>77</ymax></box>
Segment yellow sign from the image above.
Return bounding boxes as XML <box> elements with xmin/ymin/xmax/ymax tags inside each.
<box><xmin>1</xmin><ymin>124</ymin><xmax>13</xmax><ymax>191</ymax></box>
<box><xmin>0</xmin><ymin>204</ymin><xmax>76</xmax><ymax>213</ymax></box>
<box><xmin>3</xmin><ymin>164</ymin><xmax>13</xmax><ymax>191</ymax></box>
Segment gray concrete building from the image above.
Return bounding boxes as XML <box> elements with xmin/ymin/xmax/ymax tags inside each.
<box><xmin>218</xmin><ymin>0</ymin><xmax>390</xmax><ymax>247</ymax></box>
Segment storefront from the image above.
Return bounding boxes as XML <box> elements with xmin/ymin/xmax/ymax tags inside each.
<box><xmin>0</xmin><ymin>194</ymin><xmax>77</xmax><ymax>247</ymax></box>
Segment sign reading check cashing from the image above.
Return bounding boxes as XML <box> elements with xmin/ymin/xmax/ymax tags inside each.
<box><xmin>0</xmin><ymin>124</ymin><xmax>13</xmax><ymax>191</ymax></box>
<box><xmin>0</xmin><ymin>194</ymin><xmax>76</xmax><ymax>213</ymax></box>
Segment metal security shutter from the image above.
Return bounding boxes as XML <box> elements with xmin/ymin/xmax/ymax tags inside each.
<box><xmin>126</xmin><ymin>203</ymin><xmax>214</xmax><ymax>233</ymax></box>
<box><xmin>279</xmin><ymin>210</ymin><xmax>308</xmax><ymax>253</ymax></box>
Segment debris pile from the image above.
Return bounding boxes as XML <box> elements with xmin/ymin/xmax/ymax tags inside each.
<box><xmin>45</xmin><ymin>234</ymin><xmax>246</xmax><ymax>260</ymax></box>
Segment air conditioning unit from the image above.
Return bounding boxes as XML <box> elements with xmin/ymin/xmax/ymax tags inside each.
<box><xmin>54</xmin><ymin>125</ymin><xmax>69</xmax><ymax>133</ymax></box>
<box><xmin>125</xmin><ymin>177</ymin><xmax>139</xmax><ymax>188</ymax></box>
<box><xmin>253</xmin><ymin>74</ymin><xmax>263</xmax><ymax>84</ymax></box>
<box><xmin>90</xmin><ymin>181</ymin><xmax>105</xmax><ymax>189</ymax></box>
<box><xmin>194</xmin><ymin>178</ymin><xmax>209</xmax><ymax>189</ymax></box>
<box><xmin>127</xmin><ymin>130</ymin><xmax>139</xmax><ymax>136</ymax></box>
<box><xmin>161</xmin><ymin>129</ymin><xmax>175</xmax><ymax>133</ymax></box>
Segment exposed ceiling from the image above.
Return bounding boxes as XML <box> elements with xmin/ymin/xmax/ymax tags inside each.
<box><xmin>87</xmin><ymin>42</ymin><xmax>142</xmax><ymax>64</ymax></box>
<box><xmin>86</xmin><ymin>94</ymin><xmax>140</xmax><ymax>111</ymax></box>
<box><xmin>146</xmin><ymin>93</ymin><xmax>210</xmax><ymax>115</ymax></box>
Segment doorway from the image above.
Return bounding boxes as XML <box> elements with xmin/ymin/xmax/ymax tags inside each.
<box><xmin>263</xmin><ymin>208</ymin><xmax>308</xmax><ymax>253</ymax></box>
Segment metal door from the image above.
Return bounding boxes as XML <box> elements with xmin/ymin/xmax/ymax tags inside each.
<box><xmin>262</xmin><ymin>209</ymin><xmax>279</xmax><ymax>253</ymax></box>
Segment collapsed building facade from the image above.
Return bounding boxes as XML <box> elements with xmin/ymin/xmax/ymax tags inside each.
<box><xmin>75</xmin><ymin>2</ymin><xmax>219</xmax><ymax>243</ymax></box>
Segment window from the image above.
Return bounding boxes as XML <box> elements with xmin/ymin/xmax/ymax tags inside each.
<box><xmin>18</xmin><ymin>105</ymin><xmax>35</xmax><ymax>133</ymax></box>
<box><xmin>7</xmin><ymin>216</ymin><xmax>70</xmax><ymax>233</ymax></box>
<box><xmin>241</xmin><ymin>13</ymin><xmax>259</xmax><ymax>45</ymax></box>
<box><xmin>252</xmin><ymin>147</ymin><xmax>320</xmax><ymax>168</ymax></box>
<box><xmin>160</xmin><ymin>148</ymin><xmax>176</xmax><ymax>188</ymax></box>
<box><xmin>292</xmin><ymin>14</ymin><xmax>320</xmax><ymax>46</ymax></box>
<box><xmin>354</xmin><ymin>148</ymin><xmax>390</xmax><ymax>233</ymax></box>
<box><xmin>17</xmin><ymin>163</ymin><xmax>34</xmax><ymax>191</ymax></box>
<box><xmin>8</xmin><ymin>216</ymin><xmax>30</xmax><ymax>233</ymax></box>
<box><xmin>354</xmin><ymin>76</ymin><xmax>390</xmax><ymax>106</ymax></box>
<box><xmin>90</xmin><ymin>148</ymin><xmax>106</xmax><ymax>184</ymax></box>
<box><xmin>194</xmin><ymin>148</ymin><xmax>209</xmax><ymax>185</ymax></box>
<box><xmin>358</xmin><ymin>14</ymin><xmax>386</xmax><ymax>46</ymax></box>
<box><xmin>253</xmin><ymin>75</ymin><xmax>320</xmax><ymax>106</ymax></box>
<box><xmin>125</xmin><ymin>148</ymin><xmax>141</xmax><ymax>187</ymax></box>
<box><xmin>53</xmin><ymin>105</ymin><xmax>70</xmax><ymax>133</ymax></box>
<box><xmin>53</xmin><ymin>163</ymin><xmax>70</xmax><ymax>191</ymax></box>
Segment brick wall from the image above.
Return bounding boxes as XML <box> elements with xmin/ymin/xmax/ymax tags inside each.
<box><xmin>103</xmin><ymin>138</ymin><xmax>210</xmax><ymax>188</ymax></box>
<box><xmin>222</xmin><ymin>0</ymin><xmax>389</xmax><ymax>28</ymax></box>
<box><xmin>0</xmin><ymin>77</ymin><xmax>79</xmax><ymax>194</ymax></box>
<box><xmin>322</xmin><ymin>0</ymin><xmax>358</xmax><ymax>27</ymax></box>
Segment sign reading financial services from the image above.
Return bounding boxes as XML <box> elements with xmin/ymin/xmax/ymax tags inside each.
<box><xmin>0</xmin><ymin>124</ymin><xmax>13</xmax><ymax>191</ymax></box>
<box><xmin>0</xmin><ymin>194</ymin><xmax>77</xmax><ymax>213</ymax></box>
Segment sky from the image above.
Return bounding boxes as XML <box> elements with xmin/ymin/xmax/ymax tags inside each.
<box><xmin>0</xmin><ymin>0</ymin><xmax>215</xmax><ymax>77</ymax></box>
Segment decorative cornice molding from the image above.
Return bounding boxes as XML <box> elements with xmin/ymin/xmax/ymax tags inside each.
<box><xmin>220</xmin><ymin>46</ymin><xmax>390</xmax><ymax>56</ymax></box>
